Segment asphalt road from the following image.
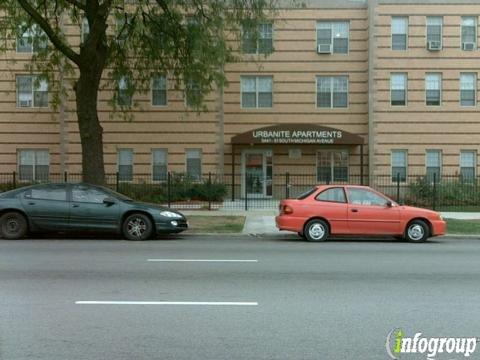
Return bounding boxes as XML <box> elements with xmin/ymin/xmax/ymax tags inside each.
<box><xmin>1</xmin><ymin>235</ymin><xmax>480</xmax><ymax>360</ymax></box>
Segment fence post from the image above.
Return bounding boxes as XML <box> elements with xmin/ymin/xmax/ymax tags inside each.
<box><xmin>208</xmin><ymin>172</ymin><xmax>212</xmax><ymax>211</ymax></box>
<box><xmin>167</xmin><ymin>171</ymin><xmax>171</xmax><ymax>208</ymax></box>
<box><xmin>396</xmin><ymin>172</ymin><xmax>400</xmax><ymax>203</ymax></box>
<box><xmin>432</xmin><ymin>172</ymin><xmax>437</xmax><ymax>210</ymax></box>
<box><xmin>12</xmin><ymin>171</ymin><xmax>16</xmax><ymax>188</ymax></box>
<box><xmin>115</xmin><ymin>171</ymin><xmax>119</xmax><ymax>192</ymax></box>
<box><xmin>244</xmin><ymin>174</ymin><xmax>248</xmax><ymax>211</ymax></box>
<box><xmin>285</xmin><ymin>172</ymin><xmax>290</xmax><ymax>199</ymax></box>
<box><xmin>64</xmin><ymin>171</ymin><xmax>68</xmax><ymax>183</ymax></box>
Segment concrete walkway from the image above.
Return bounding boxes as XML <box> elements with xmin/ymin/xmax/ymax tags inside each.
<box><xmin>182</xmin><ymin>210</ymin><xmax>480</xmax><ymax>235</ymax></box>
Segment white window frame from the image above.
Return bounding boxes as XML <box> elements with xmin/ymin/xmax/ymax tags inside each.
<box><xmin>316</xmin><ymin>150</ymin><xmax>349</xmax><ymax>183</ymax></box>
<box><xmin>81</xmin><ymin>18</ymin><xmax>90</xmax><ymax>44</ymax></box>
<box><xmin>17</xmin><ymin>149</ymin><xmax>50</xmax><ymax>182</ymax></box>
<box><xmin>426</xmin><ymin>149</ymin><xmax>442</xmax><ymax>181</ymax></box>
<box><xmin>426</xmin><ymin>16</ymin><xmax>443</xmax><ymax>49</ymax></box>
<box><xmin>151</xmin><ymin>148</ymin><xmax>168</xmax><ymax>182</ymax></box>
<box><xmin>240</xmin><ymin>75</ymin><xmax>273</xmax><ymax>109</ymax></box>
<box><xmin>391</xmin><ymin>16</ymin><xmax>409</xmax><ymax>51</ymax></box>
<box><xmin>460</xmin><ymin>73</ymin><xmax>477</xmax><ymax>107</ymax></box>
<box><xmin>242</xmin><ymin>22</ymin><xmax>274</xmax><ymax>54</ymax></box>
<box><xmin>117</xmin><ymin>76</ymin><xmax>132</xmax><ymax>106</ymax></box>
<box><xmin>391</xmin><ymin>150</ymin><xmax>408</xmax><ymax>183</ymax></box>
<box><xmin>16</xmin><ymin>74</ymin><xmax>49</xmax><ymax>108</ymax></box>
<box><xmin>151</xmin><ymin>75</ymin><xmax>168</xmax><ymax>107</ymax></box>
<box><xmin>461</xmin><ymin>16</ymin><xmax>477</xmax><ymax>50</ymax></box>
<box><xmin>390</xmin><ymin>73</ymin><xmax>408</xmax><ymax>107</ymax></box>
<box><xmin>315</xmin><ymin>75</ymin><xmax>349</xmax><ymax>109</ymax></box>
<box><xmin>16</xmin><ymin>24</ymin><xmax>47</xmax><ymax>53</ymax></box>
<box><xmin>316</xmin><ymin>21</ymin><xmax>350</xmax><ymax>55</ymax></box>
<box><xmin>425</xmin><ymin>73</ymin><xmax>442</xmax><ymax>106</ymax></box>
<box><xmin>185</xmin><ymin>148</ymin><xmax>202</xmax><ymax>181</ymax></box>
<box><xmin>117</xmin><ymin>148</ymin><xmax>133</xmax><ymax>182</ymax></box>
<box><xmin>460</xmin><ymin>150</ymin><xmax>477</xmax><ymax>179</ymax></box>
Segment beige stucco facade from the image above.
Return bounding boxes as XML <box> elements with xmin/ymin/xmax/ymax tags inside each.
<box><xmin>1</xmin><ymin>0</ymin><xmax>480</xmax><ymax>187</ymax></box>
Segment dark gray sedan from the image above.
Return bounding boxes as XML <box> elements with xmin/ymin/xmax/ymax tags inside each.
<box><xmin>0</xmin><ymin>183</ymin><xmax>188</xmax><ymax>240</ymax></box>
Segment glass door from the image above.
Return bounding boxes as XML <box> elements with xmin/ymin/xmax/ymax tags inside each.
<box><xmin>242</xmin><ymin>150</ymin><xmax>273</xmax><ymax>198</ymax></box>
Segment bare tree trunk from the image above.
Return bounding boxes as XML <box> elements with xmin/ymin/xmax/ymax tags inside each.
<box><xmin>75</xmin><ymin>67</ymin><xmax>106</xmax><ymax>185</ymax></box>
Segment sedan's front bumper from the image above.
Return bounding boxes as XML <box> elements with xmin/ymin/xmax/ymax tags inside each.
<box><xmin>155</xmin><ymin>218</ymin><xmax>188</xmax><ymax>234</ymax></box>
<box><xmin>431</xmin><ymin>219</ymin><xmax>446</xmax><ymax>236</ymax></box>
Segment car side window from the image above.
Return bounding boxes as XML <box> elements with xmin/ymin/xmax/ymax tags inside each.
<box><xmin>24</xmin><ymin>185</ymin><xmax>67</xmax><ymax>201</ymax></box>
<box><xmin>315</xmin><ymin>187</ymin><xmax>346</xmax><ymax>203</ymax></box>
<box><xmin>347</xmin><ymin>188</ymin><xmax>388</xmax><ymax>207</ymax></box>
<box><xmin>72</xmin><ymin>186</ymin><xmax>109</xmax><ymax>204</ymax></box>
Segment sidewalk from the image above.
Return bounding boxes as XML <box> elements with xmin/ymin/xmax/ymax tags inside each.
<box><xmin>182</xmin><ymin>210</ymin><xmax>480</xmax><ymax>236</ymax></box>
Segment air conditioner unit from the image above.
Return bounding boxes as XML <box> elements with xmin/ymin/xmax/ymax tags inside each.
<box><xmin>19</xmin><ymin>100</ymin><xmax>32</xmax><ymax>107</ymax></box>
<box><xmin>463</xmin><ymin>42</ymin><xmax>476</xmax><ymax>51</ymax></box>
<box><xmin>317</xmin><ymin>44</ymin><xmax>332</xmax><ymax>54</ymax></box>
<box><xmin>427</xmin><ymin>41</ymin><xmax>442</xmax><ymax>51</ymax></box>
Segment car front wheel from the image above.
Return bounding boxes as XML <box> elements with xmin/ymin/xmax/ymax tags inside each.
<box><xmin>122</xmin><ymin>213</ymin><xmax>153</xmax><ymax>241</ymax></box>
<box><xmin>304</xmin><ymin>219</ymin><xmax>329</xmax><ymax>242</ymax></box>
<box><xmin>405</xmin><ymin>220</ymin><xmax>429</xmax><ymax>243</ymax></box>
<box><xmin>0</xmin><ymin>212</ymin><xmax>28</xmax><ymax>240</ymax></box>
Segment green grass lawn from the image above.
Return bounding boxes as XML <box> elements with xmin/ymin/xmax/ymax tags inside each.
<box><xmin>187</xmin><ymin>216</ymin><xmax>245</xmax><ymax>233</ymax></box>
<box><xmin>445</xmin><ymin>219</ymin><xmax>480</xmax><ymax>235</ymax></box>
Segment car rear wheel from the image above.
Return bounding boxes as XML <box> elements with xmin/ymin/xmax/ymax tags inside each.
<box><xmin>405</xmin><ymin>220</ymin><xmax>429</xmax><ymax>243</ymax></box>
<box><xmin>0</xmin><ymin>212</ymin><xmax>28</xmax><ymax>240</ymax></box>
<box><xmin>304</xmin><ymin>219</ymin><xmax>329</xmax><ymax>242</ymax></box>
<box><xmin>122</xmin><ymin>213</ymin><xmax>153</xmax><ymax>241</ymax></box>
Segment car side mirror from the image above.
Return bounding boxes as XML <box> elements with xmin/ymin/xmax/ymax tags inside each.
<box><xmin>386</xmin><ymin>200</ymin><xmax>393</xmax><ymax>207</ymax></box>
<box><xmin>103</xmin><ymin>197</ymin><xmax>116</xmax><ymax>206</ymax></box>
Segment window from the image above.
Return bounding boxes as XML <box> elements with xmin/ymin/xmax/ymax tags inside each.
<box><xmin>242</xmin><ymin>22</ymin><xmax>273</xmax><ymax>54</ymax></box>
<box><xmin>391</xmin><ymin>17</ymin><xmax>408</xmax><ymax>50</ymax></box>
<box><xmin>425</xmin><ymin>73</ymin><xmax>442</xmax><ymax>106</ymax></box>
<box><xmin>185</xmin><ymin>79</ymin><xmax>201</xmax><ymax>107</ymax></box>
<box><xmin>152</xmin><ymin>149</ymin><xmax>168</xmax><ymax>182</ymax></box>
<box><xmin>116</xmin><ymin>15</ymin><xmax>132</xmax><ymax>45</ymax></box>
<box><xmin>391</xmin><ymin>150</ymin><xmax>407</xmax><ymax>182</ymax></box>
<box><xmin>18</xmin><ymin>150</ymin><xmax>49</xmax><ymax>181</ymax></box>
<box><xmin>316</xmin><ymin>76</ymin><xmax>348</xmax><ymax>108</ymax></box>
<box><xmin>317</xmin><ymin>150</ymin><xmax>348</xmax><ymax>183</ymax></box>
<box><xmin>72</xmin><ymin>185</ymin><xmax>109</xmax><ymax>203</ymax></box>
<box><xmin>315</xmin><ymin>187</ymin><xmax>346</xmax><ymax>203</ymax></box>
<box><xmin>316</xmin><ymin>21</ymin><xmax>349</xmax><ymax>54</ymax></box>
<box><xmin>152</xmin><ymin>75</ymin><xmax>167</xmax><ymax>106</ymax></box>
<box><xmin>81</xmin><ymin>18</ymin><xmax>90</xmax><ymax>44</ymax></box>
<box><xmin>186</xmin><ymin>149</ymin><xmax>202</xmax><ymax>181</ymax></box>
<box><xmin>460</xmin><ymin>73</ymin><xmax>476</xmax><ymax>106</ymax></box>
<box><xmin>390</xmin><ymin>73</ymin><xmax>407</xmax><ymax>106</ymax></box>
<box><xmin>426</xmin><ymin>17</ymin><xmax>443</xmax><ymax>48</ymax></box>
<box><xmin>16</xmin><ymin>75</ymin><xmax>48</xmax><ymax>108</ymax></box>
<box><xmin>347</xmin><ymin>188</ymin><xmax>390</xmax><ymax>207</ymax></box>
<box><xmin>426</xmin><ymin>150</ymin><xmax>441</xmax><ymax>182</ymax></box>
<box><xmin>460</xmin><ymin>151</ymin><xmax>476</xmax><ymax>181</ymax></box>
<box><xmin>28</xmin><ymin>185</ymin><xmax>66</xmax><ymax>201</ymax></box>
<box><xmin>461</xmin><ymin>17</ymin><xmax>477</xmax><ymax>50</ymax></box>
<box><xmin>16</xmin><ymin>24</ymin><xmax>47</xmax><ymax>53</ymax></box>
<box><xmin>118</xmin><ymin>149</ymin><xmax>133</xmax><ymax>182</ymax></box>
<box><xmin>117</xmin><ymin>76</ymin><xmax>132</xmax><ymax>106</ymax></box>
<box><xmin>241</xmin><ymin>76</ymin><xmax>273</xmax><ymax>108</ymax></box>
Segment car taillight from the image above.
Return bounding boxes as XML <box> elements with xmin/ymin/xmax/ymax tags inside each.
<box><xmin>283</xmin><ymin>205</ymin><xmax>293</xmax><ymax>215</ymax></box>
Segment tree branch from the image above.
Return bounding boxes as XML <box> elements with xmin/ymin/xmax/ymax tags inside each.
<box><xmin>16</xmin><ymin>0</ymin><xmax>81</xmax><ymax>66</ymax></box>
<box><xmin>64</xmin><ymin>0</ymin><xmax>86</xmax><ymax>11</ymax></box>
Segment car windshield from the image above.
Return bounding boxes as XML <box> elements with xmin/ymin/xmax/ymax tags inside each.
<box><xmin>296</xmin><ymin>187</ymin><xmax>318</xmax><ymax>200</ymax></box>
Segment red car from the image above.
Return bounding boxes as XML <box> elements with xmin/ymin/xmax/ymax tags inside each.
<box><xmin>276</xmin><ymin>185</ymin><xmax>446</xmax><ymax>242</ymax></box>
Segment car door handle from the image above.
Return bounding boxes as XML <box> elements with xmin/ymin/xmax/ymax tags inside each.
<box><xmin>28</xmin><ymin>202</ymin><xmax>36</xmax><ymax>205</ymax></box>
<box><xmin>72</xmin><ymin>204</ymin><xmax>80</xmax><ymax>208</ymax></box>
<box><xmin>351</xmin><ymin>209</ymin><xmax>358</xmax><ymax>213</ymax></box>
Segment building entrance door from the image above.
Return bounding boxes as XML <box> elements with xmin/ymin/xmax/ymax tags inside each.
<box><xmin>242</xmin><ymin>150</ymin><xmax>272</xmax><ymax>198</ymax></box>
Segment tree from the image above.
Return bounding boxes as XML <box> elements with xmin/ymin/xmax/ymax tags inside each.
<box><xmin>0</xmin><ymin>0</ymin><xmax>280</xmax><ymax>184</ymax></box>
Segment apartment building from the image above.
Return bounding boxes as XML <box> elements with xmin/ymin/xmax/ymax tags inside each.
<box><xmin>1</xmin><ymin>0</ymin><xmax>480</xmax><ymax>199</ymax></box>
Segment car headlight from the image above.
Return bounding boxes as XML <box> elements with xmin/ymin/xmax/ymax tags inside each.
<box><xmin>160</xmin><ymin>211</ymin><xmax>182</xmax><ymax>218</ymax></box>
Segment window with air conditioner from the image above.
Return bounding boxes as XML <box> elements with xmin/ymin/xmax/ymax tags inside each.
<box><xmin>16</xmin><ymin>75</ymin><xmax>48</xmax><ymax>108</ymax></box>
<box><xmin>426</xmin><ymin>17</ymin><xmax>443</xmax><ymax>50</ymax></box>
<box><xmin>461</xmin><ymin>17</ymin><xmax>477</xmax><ymax>51</ymax></box>
<box><xmin>316</xmin><ymin>21</ymin><xmax>349</xmax><ymax>54</ymax></box>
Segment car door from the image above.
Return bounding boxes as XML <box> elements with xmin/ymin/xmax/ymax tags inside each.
<box><xmin>69</xmin><ymin>184</ymin><xmax>120</xmax><ymax>231</ymax></box>
<box><xmin>346</xmin><ymin>187</ymin><xmax>401</xmax><ymax>235</ymax></box>
<box><xmin>314</xmin><ymin>187</ymin><xmax>349</xmax><ymax>234</ymax></box>
<box><xmin>20</xmin><ymin>184</ymin><xmax>70</xmax><ymax>230</ymax></box>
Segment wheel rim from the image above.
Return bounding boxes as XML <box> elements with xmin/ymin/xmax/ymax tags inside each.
<box><xmin>127</xmin><ymin>217</ymin><xmax>147</xmax><ymax>238</ymax></box>
<box><xmin>408</xmin><ymin>224</ymin><xmax>424</xmax><ymax>241</ymax></box>
<box><xmin>5</xmin><ymin>217</ymin><xmax>20</xmax><ymax>235</ymax></box>
<box><xmin>308</xmin><ymin>223</ymin><xmax>325</xmax><ymax>240</ymax></box>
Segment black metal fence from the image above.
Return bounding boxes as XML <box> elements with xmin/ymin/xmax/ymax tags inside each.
<box><xmin>0</xmin><ymin>171</ymin><xmax>478</xmax><ymax>211</ymax></box>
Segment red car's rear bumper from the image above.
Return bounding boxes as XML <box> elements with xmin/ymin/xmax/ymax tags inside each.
<box><xmin>275</xmin><ymin>215</ymin><xmax>303</xmax><ymax>233</ymax></box>
<box><xmin>431</xmin><ymin>219</ymin><xmax>447</xmax><ymax>236</ymax></box>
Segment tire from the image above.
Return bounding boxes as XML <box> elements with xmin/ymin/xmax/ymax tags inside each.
<box><xmin>0</xmin><ymin>212</ymin><xmax>28</xmax><ymax>240</ymax></box>
<box><xmin>122</xmin><ymin>213</ymin><xmax>153</xmax><ymax>241</ymax></box>
<box><xmin>304</xmin><ymin>219</ymin><xmax>329</xmax><ymax>242</ymax></box>
<box><xmin>405</xmin><ymin>220</ymin><xmax>429</xmax><ymax>243</ymax></box>
<box><xmin>297</xmin><ymin>232</ymin><xmax>305</xmax><ymax>239</ymax></box>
